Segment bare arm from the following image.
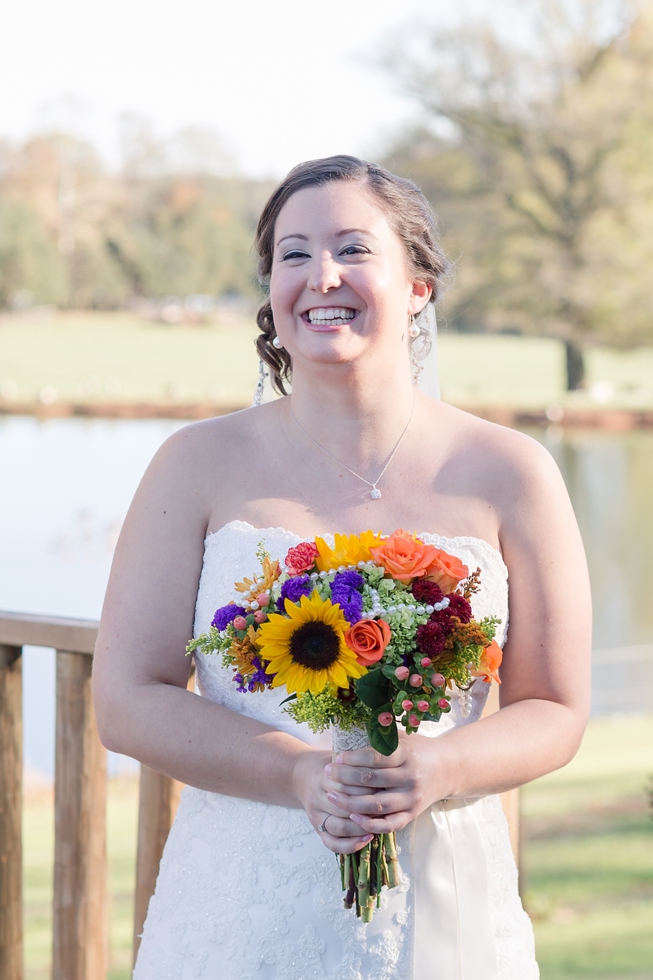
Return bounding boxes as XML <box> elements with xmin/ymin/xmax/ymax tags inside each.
<box><xmin>326</xmin><ymin>433</ymin><xmax>592</xmax><ymax>832</ymax></box>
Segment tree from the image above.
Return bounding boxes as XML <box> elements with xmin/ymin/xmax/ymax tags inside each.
<box><xmin>0</xmin><ymin>199</ymin><xmax>67</xmax><ymax>307</ymax></box>
<box><xmin>384</xmin><ymin>0</ymin><xmax>653</xmax><ymax>388</ymax></box>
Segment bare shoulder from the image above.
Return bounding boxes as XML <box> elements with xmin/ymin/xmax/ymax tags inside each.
<box><xmin>441</xmin><ymin>402</ymin><xmax>567</xmax><ymax>507</ymax></box>
<box><xmin>425</xmin><ymin>402</ymin><xmax>575</xmax><ymax>561</ymax></box>
<box><xmin>154</xmin><ymin>402</ymin><xmax>277</xmax><ymax>466</ymax></box>
<box><xmin>142</xmin><ymin>403</ymin><xmax>279</xmax><ymax>501</ymax></box>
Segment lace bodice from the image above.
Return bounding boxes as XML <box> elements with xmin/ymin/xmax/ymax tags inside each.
<box><xmin>193</xmin><ymin>520</ymin><xmax>510</xmax><ymax>736</ymax></box>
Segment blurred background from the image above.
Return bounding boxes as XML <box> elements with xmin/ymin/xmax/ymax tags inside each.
<box><xmin>1</xmin><ymin>0</ymin><xmax>652</xmax><ymax>977</ymax></box>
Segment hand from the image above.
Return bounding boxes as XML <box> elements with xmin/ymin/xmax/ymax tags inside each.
<box><xmin>323</xmin><ymin>735</ymin><xmax>442</xmax><ymax>835</ymax></box>
<box><xmin>291</xmin><ymin>749</ymin><xmax>375</xmax><ymax>854</ymax></box>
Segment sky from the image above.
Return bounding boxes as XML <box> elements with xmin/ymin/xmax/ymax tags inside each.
<box><xmin>0</xmin><ymin>0</ymin><xmax>455</xmax><ymax>178</ymax></box>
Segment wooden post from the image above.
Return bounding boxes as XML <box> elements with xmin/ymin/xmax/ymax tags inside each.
<box><xmin>132</xmin><ymin>767</ymin><xmax>183</xmax><ymax>962</ymax></box>
<box><xmin>53</xmin><ymin>651</ymin><xmax>107</xmax><ymax>980</ymax></box>
<box><xmin>0</xmin><ymin>644</ymin><xmax>23</xmax><ymax>980</ymax></box>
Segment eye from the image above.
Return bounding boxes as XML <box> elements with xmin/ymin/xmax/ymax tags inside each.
<box><xmin>281</xmin><ymin>249</ymin><xmax>310</xmax><ymax>261</ymax></box>
<box><xmin>339</xmin><ymin>245</ymin><xmax>369</xmax><ymax>257</ymax></box>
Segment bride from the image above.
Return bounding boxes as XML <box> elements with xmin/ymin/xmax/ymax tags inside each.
<box><xmin>93</xmin><ymin>155</ymin><xmax>591</xmax><ymax>979</ymax></box>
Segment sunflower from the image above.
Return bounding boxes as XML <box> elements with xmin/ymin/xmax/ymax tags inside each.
<box><xmin>315</xmin><ymin>530</ymin><xmax>383</xmax><ymax>572</ymax></box>
<box><xmin>255</xmin><ymin>590</ymin><xmax>367</xmax><ymax>695</ymax></box>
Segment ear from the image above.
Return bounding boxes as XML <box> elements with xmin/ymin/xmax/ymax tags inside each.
<box><xmin>408</xmin><ymin>280</ymin><xmax>432</xmax><ymax>316</ymax></box>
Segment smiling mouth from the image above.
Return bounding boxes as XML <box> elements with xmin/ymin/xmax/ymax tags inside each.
<box><xmin>304</xmin><ymin>307</ymin><xmax>357</xmax><ymax>326</ymax></box>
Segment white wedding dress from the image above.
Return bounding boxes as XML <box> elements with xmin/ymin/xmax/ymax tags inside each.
<box><xmin>133</xmin><ymin>521</ymin><xmax>539</xmax><ymax>980</ymax></box>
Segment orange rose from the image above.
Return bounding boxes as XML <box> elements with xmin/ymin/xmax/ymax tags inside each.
<box><xmin>423</xmin><ymin>548</ymin><xmax>469</xmax><ymax>594</ymax></box>
<box><xmin>369</xmin><ymin>529</ymin><xmax>440</xmax><ymax>582</ymax></box>
<box><xmin>472</xmin><ymin>639</ymin><xmax>502</xmax><ymax>684</ymax></box>
<box><xmin>344</xmin><ymin>619</ymin><xmax>392</xmax><ymax>666</ymax></box>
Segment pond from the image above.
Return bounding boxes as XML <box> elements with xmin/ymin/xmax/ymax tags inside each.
<box><xmin>1</xmin><ymin>416</ymin><xmax>651</xmax><ymax>774</ymax></box>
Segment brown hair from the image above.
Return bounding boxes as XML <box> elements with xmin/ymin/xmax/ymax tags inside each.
<box><xmin>254</xmin><ymin>154</ymin><xmax>449</xmax><ymax>394</ymax></box>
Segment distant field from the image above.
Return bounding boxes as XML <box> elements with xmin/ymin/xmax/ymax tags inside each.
<box><xmin>22</xmin><ymin>714</ymin><xmax>653</xmax><ymax>979</ymax></box>
<box><xmin>2</xmin><ymin>310</ymin><xmax>653</xmax><ymax>410</ymax></box>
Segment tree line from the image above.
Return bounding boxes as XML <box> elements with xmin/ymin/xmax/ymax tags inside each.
<box><xmin>0</xmin><ymin>121</ymin><xmax>274</xmax><ymax>310</ymax></box>
<box><xmin>1</xmin><ymin>1</ymin><xmax>652</xmax><ymax>388</ymax></box>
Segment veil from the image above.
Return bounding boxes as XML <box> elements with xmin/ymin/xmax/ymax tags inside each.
<box><xmin>251</xmin><ymin>304</ymin><xmax>440</xmax><ymax>406</ymax></box>
<box><xmin>413</xmin><ymin>302</ymin><xmax>440</xmax><ymax>400</ymax></box>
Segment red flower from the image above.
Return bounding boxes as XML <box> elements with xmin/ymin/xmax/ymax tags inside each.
<box><xmin>284</xmin><ymin>541</ymin><xmax>319</xmax><ymax>576</ymax></box>
<box><xmin>410</xmin><ymin>580</ymin><xmax>444</xmax><ymax>605</ymax></box>
<box><xmin>416</xmin><ymin>620</ymin><xmax>448</xmax><ymax>657</ymax></box>
<box><xmin>446</xmin><ymin>594</ymin><xmax>472</xmax><ymax>623</ymax></box>
<box><xmin>428</xmin><ymin>608</ymin><xmax>455</xmax><ymax>634</ymax></box>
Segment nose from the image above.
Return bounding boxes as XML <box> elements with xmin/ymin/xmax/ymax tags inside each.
<box><xmin>307</xmin><ymin>251</ymin><xmax>341</xmax><ymax>293</ymax></box>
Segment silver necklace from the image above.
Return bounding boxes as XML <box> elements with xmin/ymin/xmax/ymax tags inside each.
<box><xmin>288</xmin><ymin>393</ymin><xmax>416</xmax><ymax>500</ymax></box>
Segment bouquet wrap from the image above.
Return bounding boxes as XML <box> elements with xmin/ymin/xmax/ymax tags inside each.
<box><xmin>331</xmin><ymin>723</ymin><xmax>400</xmax><ymax>920</ymax></box>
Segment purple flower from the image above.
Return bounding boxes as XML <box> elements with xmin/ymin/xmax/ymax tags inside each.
<box><xmin>234</xmin><ymin>656</ymin><xmax>275</xmax><ymax>693</ymax></box>
<box><xmin>276</xmin><ymin>575</ymin><xmax>312</xmax><ymax>612</ymax></box>
<box><xmin>332</xmin><ymin>570</ymin><xmax>364</xmax><ymax>592</ymax></box>
<box><xmin>330</xmin><ymin>586</ymin><xmax>363</xmax><ymax>625</ymax></box>
<box><xmin>212</xmin><ymin>604</ymin><xmax>247</xmax><ymax>631</ymax></box>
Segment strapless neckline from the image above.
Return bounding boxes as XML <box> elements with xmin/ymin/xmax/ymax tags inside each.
<box><xmin>205</xmin><ymin>518</ymin><xmax>505</xmax><ymax>566</ymax></box>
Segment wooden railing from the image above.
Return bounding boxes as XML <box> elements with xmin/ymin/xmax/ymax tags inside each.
<box><xmin>0</xmin><ymin>611</ymin><xmax>181</xmax><ymax>980</ymax></box>
<box><xmin>0</xmin><ymin>610</ymin><xmax>522</xmax><ymax>978</ymax></box>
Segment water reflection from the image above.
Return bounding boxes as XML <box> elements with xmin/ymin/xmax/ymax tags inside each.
<box><xmin>529</xmin><ymin>426</ymin><xmax>653</xmax><ymax>716</ymax></box>
<box><xmin>530</xmin><ymin>427</ymin><xmax>653</xmax><ymax>648</ymax></box>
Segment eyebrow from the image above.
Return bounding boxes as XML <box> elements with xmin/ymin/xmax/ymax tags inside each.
<box><xmin>277</xmin><ymin>233</ymin><xmax>309</xmax><ymax>245</ymax></box>
<box><xmin>276</xmin><ymin>228</ymin><xmax>376</xmax><ymax>247</ymax></box>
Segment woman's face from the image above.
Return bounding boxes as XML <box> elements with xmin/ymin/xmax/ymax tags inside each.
<box><xmin>269</xmin><ymin>181</ymin><xmax>429</xmax><ymax>371</ymax></box>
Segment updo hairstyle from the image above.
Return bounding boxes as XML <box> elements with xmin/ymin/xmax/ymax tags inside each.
<box><xmin>254</xmin><ymin>154</ymin><xmax>449</xmax><ymax>395</ymax></box>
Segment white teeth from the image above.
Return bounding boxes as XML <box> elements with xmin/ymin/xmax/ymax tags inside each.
<box><xmin>307</xmin><ymin>307</ymin><xmax>355</xmax><ymax>323</ymax></box>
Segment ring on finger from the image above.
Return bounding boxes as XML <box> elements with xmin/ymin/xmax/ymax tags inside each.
<box><xmin>318</xmin><ymin>815</ymin><xmax>330</xmax><ymax>834</ymax></box>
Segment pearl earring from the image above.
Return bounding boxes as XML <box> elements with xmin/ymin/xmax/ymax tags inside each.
<box><xmin>272</xmin><ymin>335</ymin><xmax>283</xmax><ymax>349</ymax></box>
<box><xmin>408</xmin><ymin>314</ymin><xmax>420</xmax><ymax>339</ymax></box>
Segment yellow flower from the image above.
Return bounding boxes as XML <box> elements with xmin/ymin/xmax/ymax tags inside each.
<box><xmin>315</xmin><ymin>530</ymin><xmax>383</xmax><ymax>572</ymax></box>
<box><xmin>234</xmin><ymin>556</ymin><xmax>281</xmax><ymax>602</ymax></box>
<box><xmin>255</xmin><ymin>590</ymin><xmax>367</xmax><ymax>695</ymax></box>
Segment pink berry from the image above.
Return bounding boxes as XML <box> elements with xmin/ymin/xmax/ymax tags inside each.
<box><xmin>394</xmin><ymin>666</ymin><xmax>410</xmax><ymax>681</ymax></box>
<box><xmin>401</xmin><ymin>699</ymin><xmax>413</xmax><ymax>711</ymax></box>
<box><xmin>378</xmin><ymin>711</ymin><xmax>394</xmax><ymax>727</ymax></box>
<box><xmin>408</xmin><ymin>714</ymin><xmax>420</xmax><ymax>727</ymax></box>
<box><xmin>408</xmin><ymin>674</ymin><xmax>423</xmax><ymax>687</ymax></box>
<box><xmin>430</xmin><ymin>673</ymin><xmax>445</xmax><ymax>688</ymax></box>
<box><xmin>438</xmin><ymin>698</ymin><xmax>450</xmax><ymax>710</ymax></box>
<box><xmin>417</xmin><ymin>700</ymin><xmax>429</xmax><ymax>712</ymax></box>
<box><xmin>420</xmin><ymin>657</ymin><xmax>431</xmax><ymax>667</ymax></box>
<box><xmin>253</xmin><ymin>610</ymin><xmax>268</xmax><ymax>624</ymax></box>
<box><xmin>233</xmin><ymin>616</ymin><xmax>247</xmax><ymax>631</ymax></box>
<box><xmin>256</xmin><ymin>592</ymin><xmax>270</xmax><ymax>606</ymax></box>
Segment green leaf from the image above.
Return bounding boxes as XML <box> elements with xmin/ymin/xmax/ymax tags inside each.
<box><xmin>367</xmin><ymin>715</ymin><xmax>399</xmax><ymax>756</ymax></box>
<box><xmin>422</xmin><ymin>710</ymin><xmax>442</xmax><ymax>723</ymax></box>
<box><xmin>381</xmin><ymin>662</ymin><xmax>400</xmax><ymax>680</ymax></box>
<box><xmin>355</xmin><ymin>668</ymin><xmax>391</xmax><ymax>709</ymax></box>
<box><xmin>279</xmin><ymin>693</ymin><xmax>298</xmax><ymax>705</ymax></box>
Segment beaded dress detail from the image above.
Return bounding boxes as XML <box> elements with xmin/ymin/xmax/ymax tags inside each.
<box><xmin>133</xmin><ymin>521</ymin><xmax>539</xmax><ymax>980</ymax></box>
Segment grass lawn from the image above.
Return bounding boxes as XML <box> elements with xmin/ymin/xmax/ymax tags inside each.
<box><xmin>523</xmin><ymin>714</ymin><xmax>653</xmax><ymax>979</ymax></box>
<box><xmin>22</xmin><ymin>715</ymin><xmax>653</xmax><ymax>979</ymax></box>
<box><xmin>2</xmin><ymin>310</ymin><xmax>653</xmax><ymax>410</ymax></box>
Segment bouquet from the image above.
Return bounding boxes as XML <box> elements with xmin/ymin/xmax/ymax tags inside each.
<box><xmin>188</xmin><ymin>529</ymin><xmax>502</xmax><ymax>921</ymax></box>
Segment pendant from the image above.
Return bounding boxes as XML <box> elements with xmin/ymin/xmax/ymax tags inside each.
<box><xmin>370</xmin><ymin>487</ymin><xmax>382</xmax><ymax>499</ymax></box>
